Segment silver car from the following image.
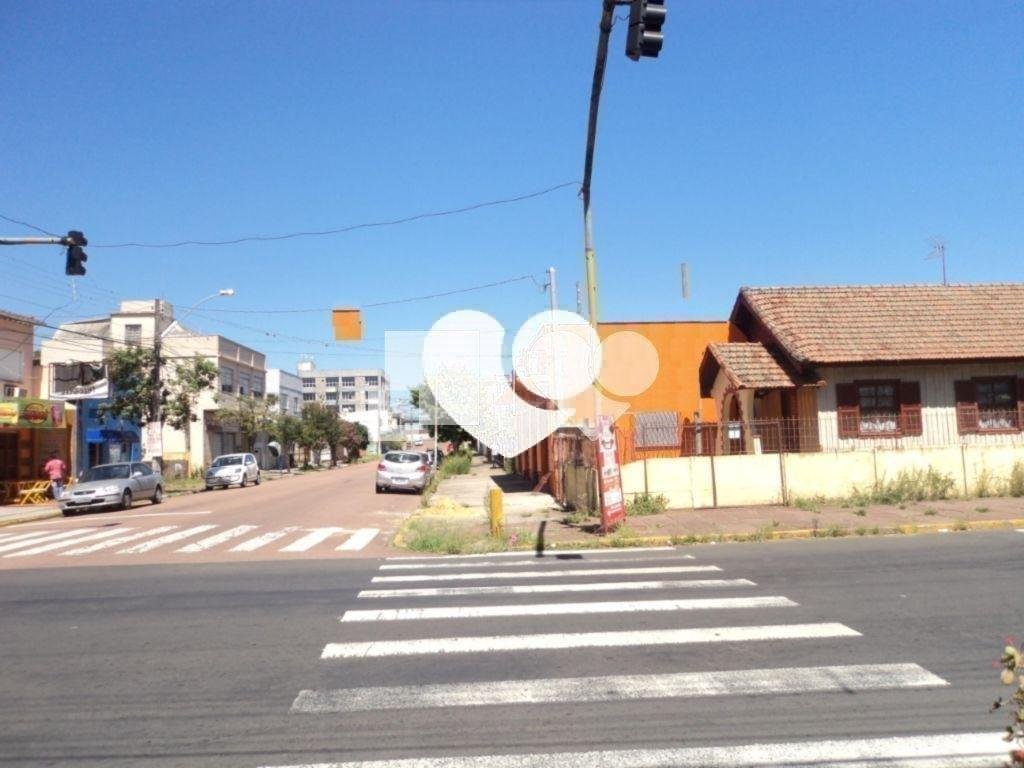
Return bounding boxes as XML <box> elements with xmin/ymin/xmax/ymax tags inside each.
<box><xmin>205</xmin><ymin>453</ymin><xmax>261</xmax><ymax>490</ymax></box>
<box><xmin>61</xmin><ymin>462</ymin><xmax>163</xmax><ymax>515</ymax></box>
<box><xmin>376</xmin><ymin>451</ymin><xmax>430</xmax><ymax>493</ymax></box>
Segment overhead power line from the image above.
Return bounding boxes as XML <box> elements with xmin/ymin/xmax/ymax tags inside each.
<box><xmin>5</xmin><ymin>181</ymin><xmax>577</xmax><ymax>250</ymax></box>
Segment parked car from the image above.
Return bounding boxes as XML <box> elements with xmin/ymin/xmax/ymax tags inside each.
<box><xmin>205</xmin><ymin>453</ymin><xmax>261</xmax><ymax>490</ymax></box>
<box><xmin>61</xmin><ymin>461</ymin><xmax>163</xmax><ymax>514</ymax></box>
<box><xmin>413</xmin><ymin>437</ymin><xmax>424</xmax><ymax>446</ymax></box>
<box><xmin>376</xmin><ymin>451</ymin><xmax>431</xmax><ymax>493</ymax></box>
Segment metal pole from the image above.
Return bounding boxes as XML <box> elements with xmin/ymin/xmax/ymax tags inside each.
<box><xmin>576</xmin><ymin>281</ymin><xmax>583</xmax><ymax>315</ymax></box>
<box><xmin>0</xmin><ymin>236</ymin><xmax>67</xmax><ymax>246</ymax></box>
<box><xmin>547</xmin><ymin>266</ymin><xmax>558</xmax><ymax>312</ymax></box>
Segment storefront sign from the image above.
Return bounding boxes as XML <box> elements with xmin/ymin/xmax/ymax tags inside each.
<box><xmin>596</xmin><ymin>415</ymin><xmax>626</xmax><ymax>532</ymax></box>
<box><xmin>143</xmin><ymin>422</ymin><xmax>163</xmax><ymax>459</ymax></box>
<box><xmin>0</xmin><ymin>397</ymin><xmax>65</xmax><ymax>429</ymax></box>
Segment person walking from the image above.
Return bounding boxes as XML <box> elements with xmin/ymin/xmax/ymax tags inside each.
<box><xmin>44</xmin><ymin>451</ymin><xmax>67</xmax><ymax>500</ymax></box>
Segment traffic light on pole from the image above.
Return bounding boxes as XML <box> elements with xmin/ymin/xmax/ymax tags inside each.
<box><xmin>625</xmin><ymin>0</ymin><xmax>666</xmax><ymax>60</ymax></box>
<box><xmin>64</xmin><ymin>230</ymin><xmax>88</xmax><ymax>276</ymax></box>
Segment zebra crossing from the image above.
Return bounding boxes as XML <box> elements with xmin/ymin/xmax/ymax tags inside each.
<box><xmin>274</xmin><ymin>547</ymin><xmax>1007</xmax><ymax>768</ymax></box>
<box><xmin>0</xmin><ymin>523</ymin><xmax>380</xmax><ymax>560</ymax></box>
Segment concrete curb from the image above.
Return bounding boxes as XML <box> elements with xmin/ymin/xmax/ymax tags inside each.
<box><xmin>0</xmin><ymin>509</ymin><xmax>62</xmax><ymax>528</ymax></box>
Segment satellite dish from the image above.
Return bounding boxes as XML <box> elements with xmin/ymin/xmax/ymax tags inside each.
<box><xmin>267</xmin><ymin>441</ymin><xmax>282</xmax><ymax>456</ymax></box>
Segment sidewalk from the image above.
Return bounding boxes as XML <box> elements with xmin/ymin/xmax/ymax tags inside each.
<box><xmin>398</xmin><ymin>455</ymin><xmax>1024</xmax><ymax>552</ymax></box>
<box><xmin>0</xmin><ymin>504</ymin><xmax>62</xmax><ymax>528</ymax></box>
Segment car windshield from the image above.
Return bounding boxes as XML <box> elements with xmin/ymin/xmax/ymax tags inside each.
<box><xmin>212</xmin><ymin>456</ymin><xmax>243</xmax><ymax>467</ymax></box>
<box><xmin>81</xmin><ymin>465</ymin><xmax>130</xmax><ymax>482</ymax></box>
<box><xmin>384</xmin><ymin>452</ymin><xmax>421</xmax><ymax>463</ymax></box>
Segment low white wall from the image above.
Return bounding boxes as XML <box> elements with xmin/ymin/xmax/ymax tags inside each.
<box><xmin>620</xmin><ymin>445</ymin><xmax>1024</xmax><ymax>508</ymax></box>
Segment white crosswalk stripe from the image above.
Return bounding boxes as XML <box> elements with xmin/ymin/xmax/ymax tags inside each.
<box><xmin>230</xmin><ymin>526</ymin><xmax>301</xmax><ymax>552</ymax></box>
<box><xmin>385</xmin><ymin>546</ymin><xmax>676</xmax><ymax>560</ymax></box>
<box><xmin>62</xmin><ymin>526</ymin><xmax>179</xmax><ymax>555</ymax></box>
<box><xmin>117</xmin><ymin>525</ymin><xmax>219</xmax><ymax>554</ymax></box>
<box><xmin>280</xmin><ymin>527</ymin><xmax>349</xmax><ymax>553</ymax></box>
<box><xmin>341</xmin><ymin>595</ymin><xmax>797</xmax><ymax>622</ymax></box>
<box><xmin>321</xmin><ymin>622</ymin><xmax>861</xmax><ymax>659</ymax></box>
<box><xmin>7</xmin><ymin>527</ymin><xmax>136</xmax><ymax>557</ymax></box>
<box><xmin>258</xmin><ymin>732</ymin><xmax>1009</xmax><ymax>768</ymax></box>
<box><xmin>371</xmin><ymin>565</ymin><xmax>720</xmax><ymax>583</ymax></box>
<box><xmin>176</xmin><ymin>525</ymin><xmax>259</xmax><ymax>553</ymax></box>
<box><xmin>291</xmin><ymin>662</ymin><xmax>947</xmax><ymax>713</ymax></box>
<box><xmin>358</xmin><ymin>578</ymin><xmax>755</xmax><ymax>599</ymax></box>
<box><xmin>337</xmin><ymin>528</ymin><xmax>380</xmax><ymax>551</ymax></box>
<box><xmin>377</xmin><ymin>553</ymin><xmax>694</xmax><ymax>570</ymax></box>
<box><xmin>0</xmin><ymin>528</ymin><xmax>90</xmax><ymax>554</ymax></box>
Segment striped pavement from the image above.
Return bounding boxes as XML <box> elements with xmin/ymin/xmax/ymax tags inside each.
<box><xmin>0</xmin><ymin>523</ymin><xmax>381</xmax><ymax>560</ymax></box>
<box><xmin>275</xmin><ymin>546</ymin><xmax>1008</xmax><ymax>768</ymax></box>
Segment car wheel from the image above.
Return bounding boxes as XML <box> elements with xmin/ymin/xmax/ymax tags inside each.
<box><xmin>375</xmin><ymin>485</ymin><xmax>383</xmax><ymax>493</ymax></box>
<box><xmin>61</xmin><ymin>508</ymin><xmax>75</xmax><ymax>517</ymax></box>
<box><xmin>120</xmin><ymin>489</ymin><xmax>132</xmax><ymax>510</ymax></box>
<box><xmin>254</xmin><ymin>472</ymin><xmax>261</xmax><ymax>486</ymax></box>
<box><xmin>152</xmin><ymin>485</ymin><xmax>163</xmax><ymax>505</ymax></box>
<box><xmin>239</xmin><ymin>474</ymin><xmax>247</xmax><ymax>488</ymax></box>
<box><xmin>205</xmin><ymin>485</ymin><xmax>213</xmax><ymax>492</ymax></box>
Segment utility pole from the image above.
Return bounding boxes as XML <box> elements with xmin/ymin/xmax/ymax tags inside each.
<box><xmin>547</xmin><ymin>266</ymin><xmax>558</xmax><ymax>312</ymax></box>
<box><xmin>576</xmin><ymin>281</ymin><xmax>583</xmax><ymax>315</ymax></box>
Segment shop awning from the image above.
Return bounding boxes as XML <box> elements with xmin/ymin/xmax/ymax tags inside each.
<box><xmin>85</xmin><ymin>428</ymin><xmax>139</xmax><ymax>444</ymax></box>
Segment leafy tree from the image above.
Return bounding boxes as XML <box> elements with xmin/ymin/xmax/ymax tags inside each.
<box><xmin>216</xmin><ymin>394</ymin><xmax>277</xmax><ymax>452</ymax></box>
<box><xmin>339</xmin><ymin>419</ymin><xmax>369</xmax><ymax>462</ymax></box>
<box><xmin>163</xmin><ymin>356</ymin><xmax>219</xmax><ymax>454</ymax></box>
<box><xmin>299</xmin><ymin>402</ymin><xmax>340</xmax><ymax>467</ymax></box>
<box><xmin>409</xmin><ymin>382</ymin><xmax>473</xmax><ymax>445</ymax></box>
<box><xmin>99</xmin><ymin>347</ymin><xmax>161</xmax><ymax>425</ymax></box>
<box><xmin>270</xmin><ymin>412</ymin><xmax>303</xmax><ymax>452</ymax></box>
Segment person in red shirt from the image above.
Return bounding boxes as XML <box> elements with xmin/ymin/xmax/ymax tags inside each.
<box><xmin>44</xmin><ymin>451</ymin><xmax>67</xmax><ymax>500</ymax></box>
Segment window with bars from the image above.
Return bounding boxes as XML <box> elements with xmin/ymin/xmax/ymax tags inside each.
<box><xmin>220</xmin><ymin>368</ymin><xmax>235</xmax><ymax>394</ymax></box>
<box><xmin>955</xmin><ymin>377</ymin><xmax>1023</xmax><ymax>434</ymax></box>
<box><xmin>836</xmin><ymin>380</ymin><xmax>921</xmax><ymax>439</ymax></box>
<box><xmin>325</xmin><ymin>377</ymin><xmax>339</xmax><ymax>387</ymax></box>
<box><xmin>124</xmin><ymin>324</ymin><xmax>142</xmax><ymax>346</ymax></box>
<box><xmin>303</xmin><ymin>392</ymin><xmax>315</xmax><ymax>401</ymax></box>
<box><xmin>301</xmin><ymin>378</ymin><xmax>315</xmax><ymax>388</ymax></box>
<box><xmin>365</xmin><ymin>376</ymin><xmax>379</xmax><ymax>386</ymax></box>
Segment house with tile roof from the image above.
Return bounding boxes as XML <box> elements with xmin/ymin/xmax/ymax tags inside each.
<box><xmin>699</xmin><ymin>284</ymin><xmax>1024</xmax><ymax>454</ymax></box>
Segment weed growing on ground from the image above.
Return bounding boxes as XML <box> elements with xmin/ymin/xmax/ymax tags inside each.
<box><xmin>924</xmin><ymin>509</ymin><xmax>938</xmax><ymax>516</ymax></box>
<box><xmin>952</xmin><ymin>519</ymin><xmax>969</xmax><ymax>531</ymax></box>
<box><xmin>975</xmin><ymin>507</ymin><xmax>990</xmax><ymax>514</ymax></box>
<box><xmin>853</xmin><ymin>508</ymin><xmax>867</xmax><ymax>517</ymax></box>
<box><xmin>854</xmin><ymin>526</ymin><xmax>868</xmax><ymax>536</ymax></box>
<box><xmin>626</xmin><ymin>493</ymin><xmax>669</xmax><ymax>516</ymax></box>
<box><xmin>1010</xmin><ymin>462</ymin><xmax>1024</xmax><ymax>498</ymax></box>
<box><xmin>849</xmin><ymin>467</ymin><xmax>957</xmax><ymax>505</ymax></box>
<box><xmin>794</xmin><ymin>496</ymin><xmax>824</xmax><ymax>513</ymax></box>
<box><xmin>870</xmin><ymin>526</ymin><xmax>881</xmax><ymax>535</ymax></box>
<box><xmin>975</xmin><ymin>468</ymin><xmax>998</xmax><ymax>498</ymax></box>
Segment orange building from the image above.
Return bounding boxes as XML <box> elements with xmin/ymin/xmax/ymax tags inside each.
<box><xmin>514</xmin><ymin>319</ymin><xmax>729</xmax><ymax>488</ymax></box>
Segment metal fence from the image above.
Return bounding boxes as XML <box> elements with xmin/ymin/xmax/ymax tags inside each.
<box><xmin>614</xmin><ymin>410</ymin><xmax>1024</xmax><ymax>464</ymax></box>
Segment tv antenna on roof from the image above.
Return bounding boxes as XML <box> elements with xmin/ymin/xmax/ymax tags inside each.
<box><xmin>926</xmin><ymin>237</ymin><xmax>947</xmax><ymax>286</ymax></box>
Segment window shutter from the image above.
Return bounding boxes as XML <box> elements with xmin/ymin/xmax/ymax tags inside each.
<box><xmin>1017</xmin><ymin>378</ymin><xmax>1024</xmax><ymax>431</ymax></box>
<box><xmin>954</xmin><ymin>380</ymin><xmax>979</xmax><ymax>435</ymax></box>
<box><xmin>836</xmin><ymin>383</ymin><xmax>859</xmax><ymax>439</ymax></box>
<box><xmin>899</xmin><ymin>381</ymin><xmax>923</xmax><ymax>437</ymax></box>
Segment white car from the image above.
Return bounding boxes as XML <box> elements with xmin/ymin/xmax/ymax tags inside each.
<box><xmin>205</xmin><ymin>453</ymin><xmax>261</xmax><ymax>490</ymax></box>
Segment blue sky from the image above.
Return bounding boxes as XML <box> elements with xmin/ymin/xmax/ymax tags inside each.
<box><xmin>2</xmin><ymin>0</ymin><xmax>1021</xmax><ymax>379</ymax></box>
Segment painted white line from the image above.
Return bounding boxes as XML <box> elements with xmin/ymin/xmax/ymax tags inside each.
<box><xmin>230</xmin><ymin>526</ymin><xmax>300</xmax><ymax>552</ymax></box>
<box><xmin>321</xmin><ymin>622</ymin><xmax>861</xmax><ymax>659</ymax></box>
<box><xmin>292</xmin><ymin>662</ymin><xmax>946</xmax><ymax>713</ymax></box>
<box><xmin>0</xmin><ymin>528</ymin><xmax>91</xmax><ymax>554</ymax></box>
<box><xmin>358</xmin><ymin>578</ymin><xmax>756</xmax><ymax>599</ymax></box>
<box><xmin>337</xmin><ymin>528</ymin><xmax>380</xmax><ymax>551</ymax></box>
<box><xmin>1017</xmin><ymin>529</ymin><xmax>1024</xmax><ymax>533</ymax></box>
<box><xmin>378</xmin><ymin>554</ymin><xmax>694</xmax><ymax>570</ymax></box>
<box><xmin>7</xmin><ymin>527</ymin><xmax>135</xmax><ymax>558</ymax></box>
<box><xmin>117</xmin><ymin>525</ymin><xmax>218</xmax><ymax>554</ymax></box>
<box><xmin>87</xmin><ymin>510</ymin><xmax>213</xmax><ymax>520</ymax></box>
<box><xmin>372</xmin><ymin>565</ymin><xmax>720</xmax><ymax>584</ymax></box>
<box><xmin>280</xmin><ymin>527</ymin><xmax>350</xmax><ymax>553</ymax></box>
<box><xmin>176</xmin><ymin>525</ymin><xmax>260</xmax><ymax>553</ymax></box>
<box><xmin>0</xmin><ymin>530</ymin><xmax>72</xmax><ymax>545</ymax></box>
<box><xmin>341</xmin><ymin>596</ymin><xmax>797</xmax><ymax>623</ymax></box>
<box><xmin>385</xmin><ymin>546</ymin><xmax>676</xmax><ymax>561</ymax></box>
<box><xmin>257</xmin><ymin>731</ymin><xmax>1009</xmax><ymax>767</ymax></box>
<box><xmin>62</xmin><ymin>526</ymin><xmax>179</xmax><ymax>555</ymax></box>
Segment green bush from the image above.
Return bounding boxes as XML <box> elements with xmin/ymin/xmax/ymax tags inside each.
<box><xmin>627</xmin><ymin>492</ymin><xmax>669</xmax><ymax>516</ymax></box>
<box><xmin>439</xmin><ymin>452</ymin><xmax>472</xmax><ymax>478</ymax></box>
<box><xmin>850</xmin><ymin>467</ymin><xmax>956</xmax><ymax>505</ymax></box>
<box><xmin>1009</xmin><ymin>462</ymin><xmax>1024</xmax><ymax>498</ymax></box>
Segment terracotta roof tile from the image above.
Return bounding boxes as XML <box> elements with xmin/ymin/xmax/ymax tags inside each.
<box><xmin>702</xmin><ymin>342</ymin><xmax>804</xmax><ymax>392</ymax></box>
<box><xmin>739</xmin><ymin>284</ymin><xmax>1024</xmax><ymax>364</ymax></box>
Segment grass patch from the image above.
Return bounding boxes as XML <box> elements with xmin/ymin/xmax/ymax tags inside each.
<box><xmin>164</xmin><ymin>476</ymin><xmax>204</xmax><ymax>493</ymax></box>
<box><xmin>951</xmin><ymin>519</ymin><xmax>969</xmax><ymax>531</ymax></box>
<box><xmin>400</xmin><ymin>517</ymin><xmax>530</xmax><ymax>555</ymax></box>
<box><xmin>626</xmin><ymin>493</ymin><xmax>669</xmax><ymax>517</ymax></box>
<box><xmin>1010</xmin><ymin>461</ymin><xmax>1024</xmax><ymax>498</ymax></box>
<box><xmin>794</xmin><ymin>496</ymin><xmax>824</xmax><ymax>513</ymax></box>
<box><xmin>924</xmin><ymin>509</ymin><xmax>938</xmax><ymax>516</ymax></box>
<box><xmin>849</xmin><ymin>467</ymin><xmax>957</xmax><ymax>506</ymax></box>
<box><xmin>854</xmin><ymin>526</ymin><xmax>868</xmax><ymax>536</ymax></box>
<box><xmin>852</xmin><ymin>508</ymin><xmax>867</xmax><ymax>517</ymax></box>
<box><xmin>974</xmin><ymin>506</ymin><xmax>989</xmax><ymax>514</ymax></box>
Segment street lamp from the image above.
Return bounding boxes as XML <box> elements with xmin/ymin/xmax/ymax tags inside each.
<box><xmin>161</xmin><ymin>288</ymin><xmax>235</xmax><ymax>338</ymax></box>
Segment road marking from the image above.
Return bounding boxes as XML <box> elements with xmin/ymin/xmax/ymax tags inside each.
<box><xmin>385</xmin><ymin>546</ymin><xmax>676</xmax><ymax>561</ymax></box>
<box><xmin>117</xmin><ymin>525</ymin><xmax>218</xmax><ymax>554</ymax></box>
<box><xmin>61</xmin><ymin>526</ymin><xmax>179</xmax><ymax>555</ymax></box>
<box><xmin>292</xmin><ymin>661</ymin><xmax>946</xmax><ymax>713</ymax></box>
<box><xmin>280</xmin><ymin>527</ymin><xmax>350</xmax><ymax>553</ymax></box>
<box><xmin>7</xmin><ymin>527</ymin><xmax>135</xmax><ymax>557</ymax></box>
<box><xmin>337</xmin><ymin>528</ymin><xmax>380</xmax><ymax>551</ymax></box>
<box><xmin>358</xmin><ymin>578</ymin><xmax>756</xmax><ymax>599</ymax></box>
<box><xmin>378</xmin><ymin>554</ymin><xmax>695</xmax><ymax>570</ymax></box>
<box><xmin>230</xmin><ymin>527</ymin><xmax>301</xmax><ymax>552</ymax></box>
<box><xmin>0</xmin><ymin>530</ymin><xmax>71</xmax><ymax>544</ymax></box>
<box><xmin>257</xmin><ymin>731</ymin><xmax>1009</xmax><ymax>767</ymax></box>
<box><xmin>176</xmin><ymin>525</ymin><xmax>260</xmax><ymax>553</ymax></box>
<box><xmin>372</xmin><ymin>565</ymin><xmax>721</xmax><ymax>584</ymax></box>
<box><xmin>342</xmin><ymin>596</ymin><xmax>797</xmax><ymax>622</ymax></box>
<box><xmin>321</xmin><ymin>622</ymin><xmax>861</xmax><ymax>659</ymax></box>
<box><xmin>0</xmin><ymin>528</ymin><xmax>92</xmax><ymax>554</ymax></box>
<box><xmin>84</xmin><ymin>510</ymin><xmax>214</xmax><ymax>520</ymax></box>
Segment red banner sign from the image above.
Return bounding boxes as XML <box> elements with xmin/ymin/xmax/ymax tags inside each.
<box><xmin>596</xmin><ymin>415</ymin><xmax>626</xmax><ymax>532</ymax></box>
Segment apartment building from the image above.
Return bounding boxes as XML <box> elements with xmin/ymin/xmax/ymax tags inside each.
<box><xmin>266</xmin><ymin>368</ymin><xmax>302</xmax><ymax>416</ymax></box>
<box><xmin>296</xmin><ymin>361</ymin><xmax>389</xmax><ymax>415</ymax></box>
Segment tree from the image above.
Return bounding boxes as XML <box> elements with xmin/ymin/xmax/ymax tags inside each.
<box><xmin>163</xmin><ymin>356</ymin><xmax>219</xmax><ymax>454</ymax></box>
<box><xmin>269</xmin><ymin>411</ymin><xmax>303</xmax><ymax>456</ymax></box>
<box><xmin>216</xmin><ymin>394</ymin><xmax>277</xmax><ymax>452</ymax></box>
<box><xmin>409</xmin><ymin>382</ymin><xmax>473</xmax><ymax>445</ymax></box>
<box><xmin>339</xmin><ymin>419</ymin><xmax>369</xmax><ymax>462</ymax></box>
<box><xmin>299</xmin><ymin>402</ymin><xmax>340</xmax><ymax>467</ymax></box>
<box><xmin>99</xmin><ymin>347</ymin><xmax>161</xmax><ymax>425</ymax></box>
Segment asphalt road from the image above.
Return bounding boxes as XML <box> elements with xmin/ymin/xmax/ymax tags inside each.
<box><xmin>0</xmin><ymin>460</ymin><xmax>420</xmax><ymax>570</ymax></box>
<box><xmin>1</xmin><ymin>530</ymin><xmax>1021</xmax><ymax>767</ymax></box>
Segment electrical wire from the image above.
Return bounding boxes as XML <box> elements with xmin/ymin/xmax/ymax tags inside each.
<box><xmin>0</xmin><ymin>213</ymin><xmax>58</xmax><ymax>237</ymax></box>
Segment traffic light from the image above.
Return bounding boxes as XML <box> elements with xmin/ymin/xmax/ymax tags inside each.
<box><xmin>64</xmin><ymin>230</ymin><xmax>88</xmax><ymax>276</ymax></box>
<box><xmin>625</xmin><ymin>0</ymin><xmax>666</xmax><ymax>60</ymax></box>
